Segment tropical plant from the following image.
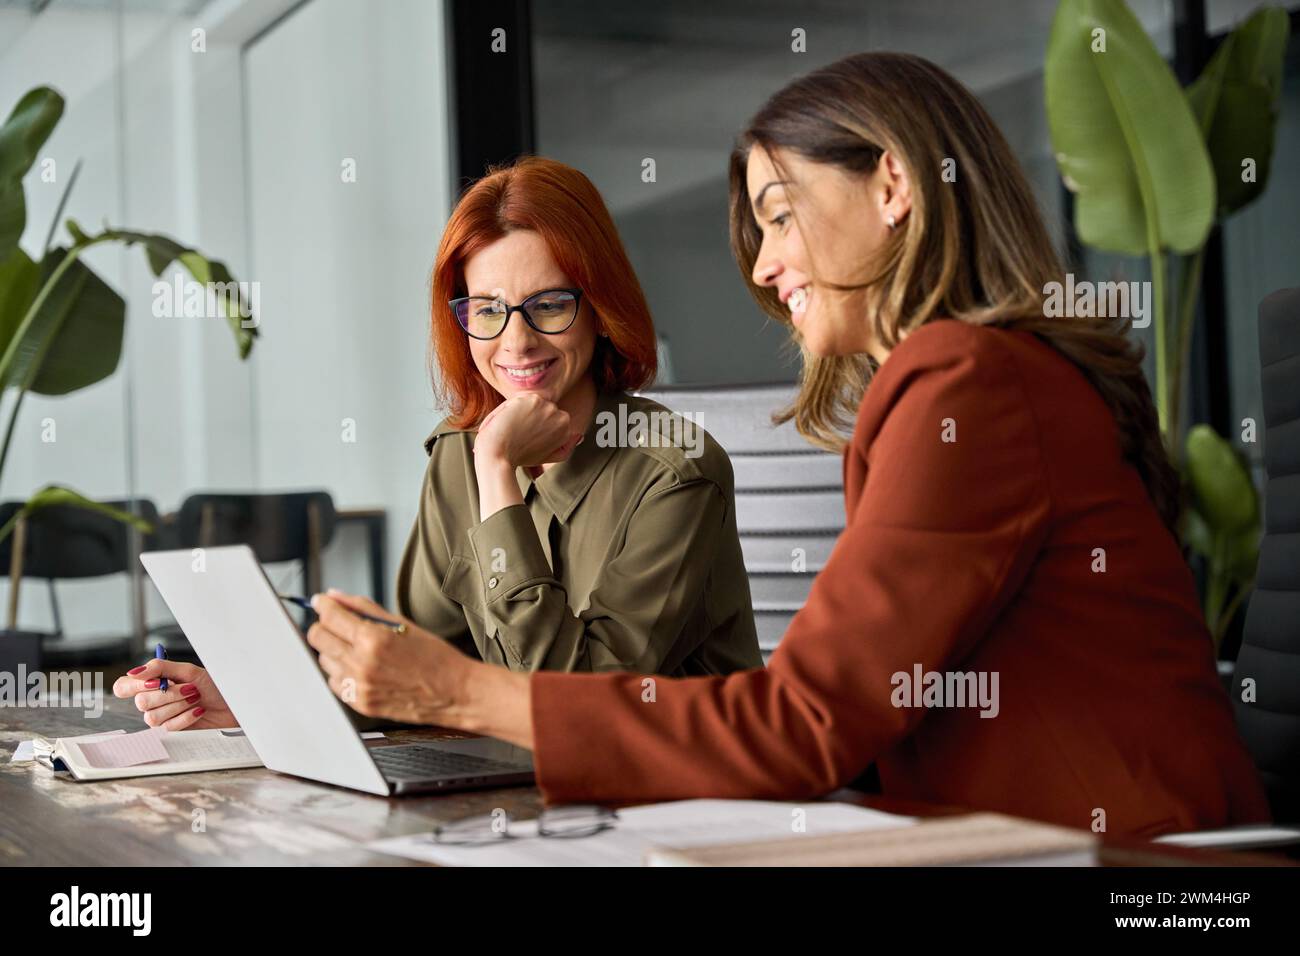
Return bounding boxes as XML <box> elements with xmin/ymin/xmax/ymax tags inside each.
<box><xmin>1045</xmin><ymin>0</ymin><xmax>1289</xmax><ymax>646</ymax></box>
<box><xmin>0</xmin><ymin>85</ymin><xmax>258</xmax><ymax>550</ymax></box>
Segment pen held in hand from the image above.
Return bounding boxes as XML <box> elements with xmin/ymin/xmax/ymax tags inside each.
<box><xmin>278</xmin><ymin>594</ymin><xmax>407</xmax><ymax>633</ymax></box>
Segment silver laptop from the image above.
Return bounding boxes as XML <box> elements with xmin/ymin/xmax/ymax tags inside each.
<box><xmin>140</xmin><ymin>545</ymin><xmax>534</xmax><ymax>796</ymax></box>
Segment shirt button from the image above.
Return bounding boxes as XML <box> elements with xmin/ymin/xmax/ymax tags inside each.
<box><xmin>487</xmin><ymin>577</ymin><xmax>499</xmax><ymax>589</ymax></box>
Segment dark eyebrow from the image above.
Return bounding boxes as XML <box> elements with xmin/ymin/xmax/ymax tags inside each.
<box><xmin>753</xmin><ymin>180</ymin><xmax>791</xmax><ymax>215</ymax></box>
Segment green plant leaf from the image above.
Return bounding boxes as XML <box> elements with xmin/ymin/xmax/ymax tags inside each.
<box><xmin>1226</xmin><ymin>524</ymin><xmax>1260</xmax><ymax>582</ymax></box>
<box><xmin>65</xmin><ymin>221</ymin><xmax>258</xmax><ymax>359</ymax></box>
<box><xmin>0</xmin><ymin>179</ymin><xmax>23</xmax><ymax>257</ymax></box>
<box><xmin>30</xmin><ymin>250</ymin><xmax>125</xmax><ymax>395</ymax></box>
<box><xmin>0</xmin><ymin>87</ymin><xmax>65</xmax><ymax>260</ymax></box>
<box><xmin>0</xmin><ymin>248</ymin><xmax>124</xmax><ymax>396</ymax></box>
<box><xmin>0</xmin><ymin>484</ymin><xmax>152</xmax><ymax>548</ymax></box>
<box><xmin>0</xmin><ymin>247</ymin><xmax>39</xmax><ymax>356</ymax></box>
<box><xmin>1045</xmin><ymin>0</ymin><xmax>1215</xmax><ymax>254</ymax></box>
<box><xmin>1184</xmin><ymin>423</ymin><xmax>1258</xmax><ymax>534</ymax></box>
<box><xmin>1187</xmin><ymin>7</ymin><xmax>1290</xmax><ymax>218</ymax></box>
<box><xmin>0</xmin><ymin>87</ymin><xmax>63</xmax><ymax>182</ymax></box>
<box><xmin>1182</xmin><ymin>503</ymin><xmax>1214</xmax><ymax>558</ymax></box>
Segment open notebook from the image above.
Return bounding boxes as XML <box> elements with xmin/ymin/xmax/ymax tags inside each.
<box><xmin>34</xmin><ymin>727</ymin><xmax>263</xmax><ymax>781</ymax></box>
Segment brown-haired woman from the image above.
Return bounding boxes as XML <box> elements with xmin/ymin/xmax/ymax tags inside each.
<box><xmin>291</xmin><ymin>55</ymin><xmax>1266</xmax><ymax>835</ymax></box>
<box><xmin>114</xmin><ymin>158</ymin><xmax>762</xmax><ymax>731</ymax></box>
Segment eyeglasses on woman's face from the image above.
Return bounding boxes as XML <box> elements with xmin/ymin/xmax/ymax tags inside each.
<box><xmin>449</xmin><ymin>287</ymin><xmax>584</xmax><ymax>340</ymax></box>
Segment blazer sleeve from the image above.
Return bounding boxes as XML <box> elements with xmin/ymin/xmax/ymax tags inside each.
<box><xmin>464</xmin><ymin>475</ymin><xmax>731</xmax><ymax>672</ymax></box>
<box><xmin>529</xmin><ymin>336</ymin><xmax>1054</xmax><ymax>803</ymax></box>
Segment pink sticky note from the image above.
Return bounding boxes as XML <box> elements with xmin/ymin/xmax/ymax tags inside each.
<box><xmin>77</xmin><ymin>728</ymin><xmax>170</xmax><ymax>769</ymax></box>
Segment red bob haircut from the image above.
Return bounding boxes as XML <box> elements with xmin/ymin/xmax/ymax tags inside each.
<box><xmin>429</xmin><ymin>156</ymin><xmax>658</xmax><ymax>428</ymax></box>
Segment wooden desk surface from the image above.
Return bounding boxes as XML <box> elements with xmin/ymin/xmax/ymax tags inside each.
<box><xmin>1</xmin><ymin>690</ymin><xmax>1290</xmax><ymax>867</ymax></box>
<box><xmin>1</xmin><ymin>694</ymin><xmax>540</xmax><ymax>866</ymax></box>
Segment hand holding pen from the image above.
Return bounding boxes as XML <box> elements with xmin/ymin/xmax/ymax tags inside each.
<box><xmin>279</xmin><ymin>593</ymin><xmax>408</xmax><ymax>633</ymax></box>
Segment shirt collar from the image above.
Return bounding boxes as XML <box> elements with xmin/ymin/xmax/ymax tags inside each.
<box><xmin>516</xmin><ymin>389</ymin><xmax>625</xmax><ymax>524</ymax></box>
<box><xmin>422</xmin><ymin>416</ymin><xmax>471</xmax><ymax>456</ymax></box>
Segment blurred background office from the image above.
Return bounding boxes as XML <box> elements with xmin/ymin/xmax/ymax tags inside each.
<box><xmin>0</xmin><ymin>0</ymin><xmax>1296</xmax><ymax>663</ymax></box>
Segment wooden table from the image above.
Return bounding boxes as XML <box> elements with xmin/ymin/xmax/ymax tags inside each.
<box><xmin>1</xmin><ymin>691</ymin><xmax>539</xmax><ymax>866</ymax></box>
<box><xmin>1</xmin><ymin>682</ymin><xmax>1290</xmax><ymax>867</ymax></box>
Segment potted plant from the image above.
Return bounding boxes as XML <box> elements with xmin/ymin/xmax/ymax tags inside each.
<box><xmin>0</xmin><ymin>85</ymin><xmax>258</xmax><ymax>662</ymax></box>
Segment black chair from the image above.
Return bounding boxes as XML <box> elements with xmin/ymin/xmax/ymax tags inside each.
<box><xmin>1233</xmin><ymin>287</ymin><xmax>1300</xmax><ymax>824</ymax></box>
<box><xmin>0</xmin><ymin>498</ymin><xmax>160</xmax><ymax>668</ymax></box>
<box><xmin>147</xmin><ymin>492</ymin><xmax>338</xmax><ymax>657</ymax></box>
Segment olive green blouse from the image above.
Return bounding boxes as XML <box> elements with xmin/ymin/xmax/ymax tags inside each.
<box><xmin>395</xmin><ymin>390</ymin><xmax>763</xmax><ymax>675</ymax></box>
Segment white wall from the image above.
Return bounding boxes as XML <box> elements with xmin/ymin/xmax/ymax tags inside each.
<box><xmin>242</xmin><ymin>0</ymin><xmax>452</xmax><ymax>602</ymax></box>
<box><xmin>0</xmin><ymin>0</ymin><xmax>454</xmax><ymax>646</ymax></box>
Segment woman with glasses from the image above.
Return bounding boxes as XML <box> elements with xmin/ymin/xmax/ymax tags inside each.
<box><xmin>404</xmin><ymin>158</ymin><xmax>760</xmax><ymax>676</ymax></box>
<box><xmin>114</xmin><ymin>157</ymin><xmax>762</xmax><ymax>730</ymax></box>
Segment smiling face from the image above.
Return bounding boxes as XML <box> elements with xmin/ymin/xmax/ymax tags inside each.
<box><xmin>461</xmin><ymin>229</ymin><xmax>598</xmax><ymax>406</ymax></box>
<box><xmin>745</xmin><ymin>143</ymin><xmax>906</xmax><ymax>361</ymax></box>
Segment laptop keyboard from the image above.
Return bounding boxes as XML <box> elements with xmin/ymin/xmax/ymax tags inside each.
<box><xmin>371</xmin><ymin>744</ymin><xmax>524</xmax><ymax>782</ymax></box>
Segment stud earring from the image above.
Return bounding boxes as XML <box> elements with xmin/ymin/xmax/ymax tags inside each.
<box><xmin>886</xmin><ymin>213</ymin><xmax>897</xmax><ymax>229</ymax></box>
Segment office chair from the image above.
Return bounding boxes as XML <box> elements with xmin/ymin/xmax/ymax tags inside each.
<box><xmin>1232</xmin><ymin>287</ymin><xmax>1300</xmax><ymax>825</ymax></box>
<box><xmin>636</xmin><ymin>383</ymin><xmax>845</xmax><ymax>662</ymax></box>
<box><xmin>147</xmin><ymin>492</ymin><xmax>339</xmax><ymax>657</ymax></box>
<box><xmin>172</xmin><ymin>491</ymin><xmax>338</xmax><ymax>592</ymax></box>
<box><xmin>0</xmin><ymin>498</ymin><xmax>160</xmax><ymax>667</ymax></box>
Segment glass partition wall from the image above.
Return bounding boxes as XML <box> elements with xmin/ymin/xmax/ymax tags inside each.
<box><xmin>528</xmin><ymin>0</ymin><xmax>1175</xmax><ymax>385</ymax></box>
<box><xmin>0</xmin><ymin>0</ymin><xmax>454</xmax><ymax>653</ymax></box>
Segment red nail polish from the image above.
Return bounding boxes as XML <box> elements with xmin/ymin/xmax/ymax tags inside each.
<box><xmin>192</xmin><ymin>706</ymin><xmax>205</xmax><ymax>717</ymax></box>
<box><xmin>178</xmin><ymin>683</ymin><xmax>196</xmax><ymax>695</ymax></box>
<box><xmin>184</xmin><ymin>693</ymin><xmax>200</xmax><ymax>703</ymax></box>
<box><xmin>128</xmin><ymin>665</ymin><xmax>146</xmax><ymax>675</ymax></box>
<box><xmin>144</xmin><ymin>679</ymin><xmax>160</xmax><ymax>689</ymax></box>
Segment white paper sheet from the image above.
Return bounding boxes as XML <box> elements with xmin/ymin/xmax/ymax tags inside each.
<box><xmin>9</xmin><ymin>739</ymin><xmax>36</xmax><ymax>762</ymax></box>
<box><xmin>1156</xmin><ymin>825</ymin><xmax>1300</xmax><ymax>848</ymax></box>
<box><xmin>367</xmin><ymin>799</ymin><xmax>916</xmax><ymax>867</ymax></box>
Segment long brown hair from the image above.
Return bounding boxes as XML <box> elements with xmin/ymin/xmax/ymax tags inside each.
<box><xmin>728</xmin><ymin>52</ymin><xmax>1180</xmax><ymax>534</ymax></box>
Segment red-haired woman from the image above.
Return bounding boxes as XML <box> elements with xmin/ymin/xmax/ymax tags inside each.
<box><xmin>115</xmin><ymin>158</ymin><xmax>762</xmax><ymax>729</ymax></box>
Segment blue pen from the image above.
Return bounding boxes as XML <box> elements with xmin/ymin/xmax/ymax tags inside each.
<box><xmin>278</xmin><ymin>594</ymin><xmax>407</xmax><ymax>633</ymax></box>
<box><xmin>155</xmin><ymin>643</ymin><xmax>168</xmax><ymax>691</ymax></box>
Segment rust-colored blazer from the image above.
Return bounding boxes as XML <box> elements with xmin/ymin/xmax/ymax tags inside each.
<box><xmin>530</xmin><ymin>320</ymin><xmax>1270</xmax><ymax>836</ymax></box>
